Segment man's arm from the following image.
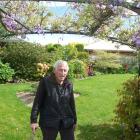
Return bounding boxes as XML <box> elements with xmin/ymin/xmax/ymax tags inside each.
<box><xmin>30</xmin><ymin>78</ymin><xmax>45</xmax><ymax>132</ymax></box>
<box><xmin>69</xmin><ymin>84</ymin><xmax>77</xmax><ymax>125</ymax></box>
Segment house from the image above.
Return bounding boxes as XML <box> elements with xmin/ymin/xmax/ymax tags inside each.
<box><xmin>84</xmin><ymin>39</ymin><xmax>136</xmax><ymax>57</ymax></box>
<box><xmin>84</xmin><ymin>39</ymin><xmax>137</xmax><ymax>73</ymax></box>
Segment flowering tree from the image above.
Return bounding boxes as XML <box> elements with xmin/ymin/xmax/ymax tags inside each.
<box><xmin>0</xmin><ymin>0</ymin><xmax>139</xmax><ymax>48</ymax></box>
<box><xmin>0</xmin><ymin>1</ymin><xmax>53</xmax><ymax>36</ymax></box>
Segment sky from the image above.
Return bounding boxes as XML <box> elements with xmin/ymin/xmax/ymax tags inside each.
<box><xmin>46</xmin><ymin>2</ymin><xmax>77</xmax><ymax>17</ymax></box>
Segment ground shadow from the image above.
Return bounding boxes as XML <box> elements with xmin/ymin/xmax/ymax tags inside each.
<box><xmin>77</xmin><ymin>123</ymin><xmax>123</xmax><ymax>140</ymax></box>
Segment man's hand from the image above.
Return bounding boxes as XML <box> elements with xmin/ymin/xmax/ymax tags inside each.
<box><xmin>31</xmin><ymin>123</ymin><xmax>38</xmax><ymax>134</ymax></box>
<box><xmin>73</xmin><ymin>124</ymin><xmax>77</xmax><ymax>131</ymax></box>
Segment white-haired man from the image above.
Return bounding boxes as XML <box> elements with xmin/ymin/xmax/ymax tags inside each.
<box><xmin>30</xmin><ymin>60</ymin><xmax>77</xmax><ymax>140</ymax></box>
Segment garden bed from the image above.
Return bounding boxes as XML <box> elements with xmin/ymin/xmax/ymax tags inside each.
<box><xmin>17</xmin><ymin>92</ymin><xmax>80</xmax><ymax>107</ymax></box>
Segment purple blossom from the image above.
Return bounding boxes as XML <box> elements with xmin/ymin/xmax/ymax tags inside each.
<box><xmin>132</xmin><ymin>30</ymin><xmax>140</xmax><ymax>48</ymax></box>
<box><xmin>136</xmin><ymin>2</ymin><xmax>140</xmax><ymax>8</ymax></box>
<box><xmin>135</xmin><ymin>38</ymin><xmax>140</xmax><ymax>48</ymax></box>
<box><xmin>117</xmin><ymin>0</ymin><xmax>124</xmax><ymax>4</ymax></box>
<box><xmin>96</xmin><ymin>3</ymin><xmax>106</xmax><ymax>10</ymax></box>
<box><xmin>109</xmin><ymin>6</ymin><xmax>118</xmax><ymax>13</ymax></box>
<box><xmin>112</xmin><ymin>0</ymin><xmax>124</xmax><ymax>5</ymax></box>
<box><xmin>108</xmin><ymin>4</ymin><xmax>114</xmax><ymax>10</ymax></box>
<box><xmin>10</xmin><ymin>23</ymin><xmax>17</xmax><ymax>30</ymax></box>
<box><xmin>9</xmin><ymin>14</ymin><xmax>16</xmax><ymax>19</ymax></box>
<box><xmin>20</xmin><ymin>1</ymin><xmax>28</xmax><ymax>9</ymax></box>
<box><xmin>21</xmin><ymin>28</ymin><xmax>28</xmax><ymax>33</ymax></box>
<box><xmin>108</xmin><ymin>0</ymin><xmax>124</xmax><ymax>12</ymax></box>
<box><xmin>34</xmin><ymin>25</ymin><xmax>43</xmax><ymax>34</ymax></box>
<box><xmin>71</xmin><ymin>3</ymin><xmax>79</xmax><ymax>9</ymax></box>
<box><xmin>107</xmin><ymin>0</ymin><xmax>124</xmax><ymax>13</ymax></box>
<box><xmin>2</xmin><ymin>15</ymin><xmax>17</xmax><ymax>31</ymax></box>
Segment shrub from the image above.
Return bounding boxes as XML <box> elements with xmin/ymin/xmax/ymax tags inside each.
<box><xmin>68</xmin><ymin>59</ymin><xmax>87</xmax><ymax>79</ymax></box>
<box><xmin>77</xmin><ymin>52</ymin><xmax>89</xmax><ymax>62</ymax></box>
<box><xmin>115</xmin><ymin>77</ymin><xmax>140</xmax><ymax>140</ymax></box>
<box><xmin>0</xmin><ymin>42</ymin><xmax>48</xmax><ymax>80</ymax></box>
<box><xmin>94</xmin><ymin>51</ymin><xmax>122</xmax><ymax>74</ymax></box>
<box><xmin>46</xmin><ymin>44</ymin><xmax>56</xmax><ymax>52</ymax></box>
<box><xmin>74</xmin><ymin>43</ymin><xmax>84</xmax><ymax>52</ymax></box>
<box><xmin>53</xmin><ymin>44</ymin><xmax>62</xmax><ymax>48</ymax></box>
<box><xmin>67</xmin><ymin>62</ymin><xmax>75</xmax><ymax>80</ymax></box>
<box><xmin>120</xmin><ymin>55</ymin><xmax>138</xmax><ymax>74</ymax></box>
<box><xmin>63</xmin><ymin>44</ymin><xmax>78</xmax><ymax>61</ymax></box>
<box><xmin>46</xmin><ymin>44</ymin><xmax>63</xmax><ymax>52</ymax></box>
<box><xmin>0</xmin><ymin>60</ymin><xmax>15</xmax><ymax>83</ymax></box>
<box><xmin>36</xmin><ymin>63</ymin><xmax>49</xmax><ymax>78</ymax></box>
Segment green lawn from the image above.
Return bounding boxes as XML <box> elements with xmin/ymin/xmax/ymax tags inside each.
<box><xmin>0</xmin><ymin>74</ymin><xmax>134</xmax><ymax>140</ymax></box>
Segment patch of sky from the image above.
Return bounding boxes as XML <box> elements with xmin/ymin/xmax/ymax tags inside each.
<box><xmin>40</xmin><ymin>1</ymin><xmax>78</xmax><ymax>18</ymax></box>
<box><xmin>121</xmin><ymin>16</ymin><xmax>140</xmax><ymax>29</ymax></box>
<box><xmin>48</xmin><ymin>6</ymin><xmax>78</xmax><ymax>17</ymax></box>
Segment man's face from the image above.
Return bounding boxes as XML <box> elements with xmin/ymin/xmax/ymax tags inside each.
<box><xmin>54</xmin><ymin>64</ymin><xmax>68</xmax><ymax>83</ymax></box>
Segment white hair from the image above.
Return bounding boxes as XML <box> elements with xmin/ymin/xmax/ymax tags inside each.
<box><xmin>53</xmin><ymin>60</ymin><xmax>69</xmax><ymax>71</ymax></box>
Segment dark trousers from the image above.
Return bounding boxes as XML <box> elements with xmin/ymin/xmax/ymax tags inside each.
<box><xmin>41</xmin><ymin>127</ymin><xmax>75</xmax><ymax>140</ymax></box>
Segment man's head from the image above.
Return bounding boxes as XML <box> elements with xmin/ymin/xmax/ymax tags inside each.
<box><xmin>53</xmin><ymin>60</ymin><xmax>69</xmax><ymax>84</ymax></box>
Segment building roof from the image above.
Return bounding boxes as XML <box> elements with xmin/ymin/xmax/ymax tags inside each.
<box><xmin>84</xmin><ymin>39</ymin><xmax>136</xmax><ymax>52</ymax></box>
<box><xmin>19</xmin><ymin>34</ymin><xmax>94</xmax><ymax>45</ymax></box>
<box><xmin>1</xmin><ymin>34</ymin><xmax>135</xmax><ymax>53</ymax></box>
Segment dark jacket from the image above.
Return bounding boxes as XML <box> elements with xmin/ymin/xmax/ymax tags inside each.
<box><xmin>30</xmin><ymin>73</ymin><xmax>77</xmax><ymax>129</ymax></box>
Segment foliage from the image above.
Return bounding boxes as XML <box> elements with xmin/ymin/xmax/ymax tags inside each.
<box><xmin>53</xmin><ymin>44</ymin><xmax>62</xmax><ymax>49</ymax></box>
<box><xmin>0</xmin><ymin>0</ymin><xmax>139</xmax><ymax>49</ymax></box>
<box><xmin>0</xmin><ymin>42</ymin><xmax>49</xmax><ymax>80</ymax></box>
<box><xmin>0</xmin><ymin>23</ymin><xmax>11</xmax><ymax>39</ymax></box>
<box><xmin>75</xmin><ymin>43</ymin><xmax>84</xmax><ymax>52</ymax></box>
<box><xmin>68</xmin><ymin>59</ymin><xmax>87</xmax><ymax>79</ymax></box>
<box><xmin>67</xmin><ymin>62</ymin><xmax>75</xmax><ymax>80</ymax></box>
<box><xmin>45</xmin><ymin>44</ymin><xmax>56</xmax><ymax>52</ymax></box>
<box><xmin>36</xmin><ymin>63</ymin><xmax>49</xmax><ymax>78</ymax></box>
<box><xmin>95</xmin><ymin>17</ymin><xmax>123</xmax><ymax>39</ymax></box>
<box><xmin>117</xmin><ymin>28</ymin><xmax>139</xmax><ymax>46</ymax></box>
<box><xmin>46</xmin><ymin>44</ymin><xmax>63</xmax><ymax>52</ymax></box>
<box><xmin>0</xmin><ymin>1</ymin><xmax>53</xmax><ymax>34</ymax></box>
<box><xmin>77</xmin><ymin>51</ymin><xmax>89</xmax><ymax>62</ymax></box>
<box><xmin>117</xmin><ymin>30</ymin><xmax>133</xmax><ymax>43</ymax></box>
<box><xmin>0</xmin><ymin>60</ymin><xmax>14</xmax><ymax>83</ymax></box>
<box><xmin>94</xmin><ymin>51</ymin><xmax>122</xmax><ymax>74</ymax></box>
<box><xmin>115</xmin><ymin>77</ymin><xmax>140</xmax><ymax>140</ymax></box>
<box><xmin>63</xmin><ymin>44</ymin><xmax>78</xmax><ymax>61</ymax></box>
<box><xmin>46</xmin><ymin>49</ymin><xmax>64</xmax><ymax>65</ymax></box>
<box><xmin>120</xmin><ymin>55</ymin><xmax>138</xmax><ymax>74</ymax></box>
<box><xmin>0</xmin><ymin>41</ymin><xmax>90</xmax><ymax>80</ymax></box>
<box><xmin>74</xmin><ymin>2</ymin><xmax>124</xmax><ymax>36</ymax></box>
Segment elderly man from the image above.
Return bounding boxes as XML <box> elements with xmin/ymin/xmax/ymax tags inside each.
<box><xmin>30</xmin><ymin>60</ymin><xmax>77</xmax><ymax>140</ymax></box>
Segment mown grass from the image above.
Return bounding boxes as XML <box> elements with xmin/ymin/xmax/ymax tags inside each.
<box><xmin>0</xmin><ymin>74</ymin><xmax>134</xmax><ymax>140</ymax></box>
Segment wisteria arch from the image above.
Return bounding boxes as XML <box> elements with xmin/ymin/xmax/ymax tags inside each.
<box><xmin>0</xmin><ymin>0</ymin><xmax>140</xmax><ymax>47</ymax></box>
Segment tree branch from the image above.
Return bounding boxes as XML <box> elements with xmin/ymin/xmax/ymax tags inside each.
<box><xmin>35</xmin><ymin>0</ymin><xmax>140</xmax><ymax>15</ymax></box>
<box><xmin>122</xmin><ymin>2</ymin><xmax>140</xmax><ymax>15</ymax></box>
<box><xmin>0</xmin><ymin>0</ymin><xmax>139</xmax><ymax>39</ymax></box>
<box><xmin>0</xmin><ymin>7</ymin><xmax>34</xmax><ymax>33</ymax></box>
<box><xmin>108</xmin><ymin>36</ymin><xmax>135</xmax><ymax>48</ymax></box>
<box><xmin>90</xmin><ymin>8</ymin><xmax>114</xmax><ymax>35</ymax></box>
